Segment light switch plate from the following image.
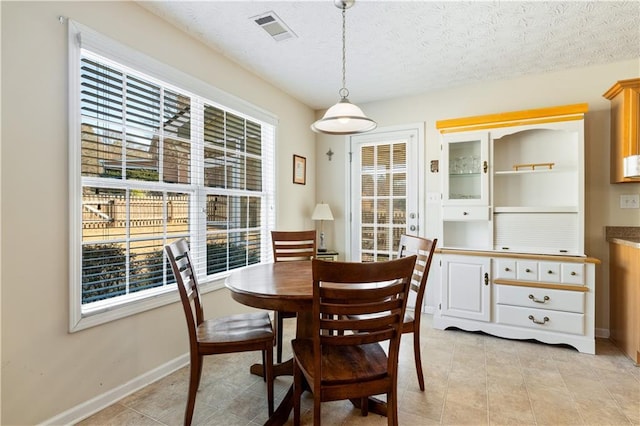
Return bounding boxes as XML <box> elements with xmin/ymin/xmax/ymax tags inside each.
<box><xmin>620</xmin><ymin>194</ymin><xmax>640</xmax><ymax>209</ymax></box>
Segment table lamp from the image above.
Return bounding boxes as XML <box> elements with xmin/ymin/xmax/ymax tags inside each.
<box><xmin>311</xmin><ymin>203</ymin><xmax>334</xmax><ymax>252</ymax></box>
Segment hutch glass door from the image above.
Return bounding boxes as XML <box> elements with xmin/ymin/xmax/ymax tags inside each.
<box><xmin>442</xmin><ymin>132</ymin><xmax>489</xmax><ymax>205</ymax></box>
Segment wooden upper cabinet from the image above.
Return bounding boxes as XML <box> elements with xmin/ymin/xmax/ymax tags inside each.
<box><xmin>603</xmin><ymin>78</ymin><xmax>640</xmax><ymax>183</ymax></box>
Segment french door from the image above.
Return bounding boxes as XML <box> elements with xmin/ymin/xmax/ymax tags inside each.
<box><xmin>348</xmin><ymin>126</ymin><xmax>422</xmax><ymax>262</ymax></box>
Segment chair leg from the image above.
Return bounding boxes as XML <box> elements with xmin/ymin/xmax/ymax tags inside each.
<box><xmin>293</xmin><ymin>361</ymin><xmax>302</xmax><ymax>426</ymax></box>
<box><xmin>412</xmin><ymin>331</ymin><xmax>425</xmax><ymax>391</ymax></box>
<box><xmin>195</xmin><ymin>355</ymin><xmax>204</xmax><ymax>391</ymax></box>
<box><xmin>184</xmin><ymin>353</ymin><xmax>202</xmax><ymax>426</ymax></box>
<box><xmin>264</xmin><ymin>346</ymin><xmax>274</xmax><ymax>416</ymax></box>
<box><xmin>387</xmin><ymin>391</ymin><xmax>398</xmax><ymax>426</ymax></box>
<box><xmin>313</xmin><ymin>397</ymin><xmax>321</xmax><ymax>426</ymax></box>
<box><xmin>276</xmin><ymin>311</ymin><xmax>284</xmax><ymax>363</ymax></box>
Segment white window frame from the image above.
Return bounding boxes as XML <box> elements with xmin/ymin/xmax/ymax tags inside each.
<box><xmin>68</xmin><ymin>21</ymin><xmax>277</xmax><ymax>332</ymax></box>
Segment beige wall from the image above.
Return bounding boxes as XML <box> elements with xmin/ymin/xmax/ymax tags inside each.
<box><xmin>0</xmin><ymin>1</ymin><xmax>316</xmax><ymax>424</ymax></box>
<box><xmin>316</xmin><ymin>58</ymin><xmax>640</xmax><ymax>334</ymax></box>
<box><xmin>2</xmin><ymin>1</ymin><xmax>639</xmax><ymax>424</ymax></box>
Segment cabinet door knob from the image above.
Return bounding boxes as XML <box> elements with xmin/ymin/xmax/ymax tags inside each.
<box><xmin>528</xmin><ymin>315</ymin><xmax>549</xmax><ymax>325</ymax></box>
<box><xmin>504</xmin><ymin>267</ymin><xmax>511</xmax><ymax>272</ymax></box>
<box><xmin>525</xmin><ymin>268</ymin><xmax>532</xmax><ymax>273</ymax></box>
<box><xmin>483</xmin><ymin>160</ymin><xmax>488</xmax><ymax>173</ymax></box>
<box><xmin>547</xmin><ymin>270</ymin><xmax>554</xmax><ymax>274</ymax></box>
<box><xmin>571</xmin><ymin>271</ymin><xmax>577</xmax><ymax>276</ymax></box>
<box><xmin>528</xmin><ymin>294</ymin><xmax>550</xmax><ymax>304</ymax></box>
<box><xmin>463</xmin><ymin>211</ymin><xmax>469</xmax><ymax>215</ymax></box>
<box><xmin>484</xmin><ymin>272</ymin><xmax>489</xmax><ymax>286</ymax></box>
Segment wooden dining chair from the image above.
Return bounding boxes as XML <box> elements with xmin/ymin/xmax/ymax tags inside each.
<box><xmin>344</xmin><ymin>235</ymin><xmax>437</xmax><ymax>391</ymax></box>
<box><xmin>270</xmin><ymin>230</ymin><xmax>317</xmax><ymax>363</ymax></box>
<box><xmin>396</xmin><ymin>234</ymin><xmax>437</xmax><ymax>391</ymax></box>
<box><xmin>292</xmin><ymin>256</ymin><xmax>417</xmax><ymax>426</ymax></box>
<box><xmin>165</xmin><ymin>238</ymin><xmax>274</xmax><ymax>426</ymax></box>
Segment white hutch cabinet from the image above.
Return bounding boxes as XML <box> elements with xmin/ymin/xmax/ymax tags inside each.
<box><xmin>434</xmin><ymin>104</ymin><xmax>600</xmax><ymax>354</ymax></box>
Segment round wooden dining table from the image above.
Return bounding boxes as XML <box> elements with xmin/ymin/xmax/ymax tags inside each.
<box><xmin>226</xmin><ymin>260</ymin><xmax>313</xmax><ymax>316</ymax></box>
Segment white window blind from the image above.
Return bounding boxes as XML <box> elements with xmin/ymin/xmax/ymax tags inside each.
<box><xmin>69</xmin><ymin>21</ymin><xmax>277</xmax><ymax>331</ymax></box>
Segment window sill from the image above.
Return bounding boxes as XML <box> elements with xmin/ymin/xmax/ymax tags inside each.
<box><xmin>70</xmin><ymin>273</ymin><xmax>230</xmax><ymax>332</ymax></box>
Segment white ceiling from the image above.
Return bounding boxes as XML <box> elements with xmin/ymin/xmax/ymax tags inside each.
<box><xmin>139</xmin><ymin>1</ymin><xmax>640</xmax><ymax>110</ymax></box>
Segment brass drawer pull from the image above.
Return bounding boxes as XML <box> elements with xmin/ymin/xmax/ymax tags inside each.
<box><xmin>528</xmin><ymin>294</ymin><xmax>550</xmax><ymax>304</ymax></box>
<box><xmin>528</xmin><ymin>315</ymin><xmax>549</xmax><ymax>325</ymax></box>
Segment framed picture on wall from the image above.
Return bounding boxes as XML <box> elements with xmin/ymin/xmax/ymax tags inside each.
<box><xmin>293</xmin><ymin>154</ymin><xmax>306</xmax><ymax>185</ymax></box>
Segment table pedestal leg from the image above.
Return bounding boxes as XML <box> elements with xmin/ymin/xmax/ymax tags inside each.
<box><xmin>264</xmin><ymin>386</ymin><xmax>294</xmax><ymax>426</ymax></box>
<box><xmin>349</xmin><ymin>396</ymin><xmax>388</xmax><ymax>417</ymax></box>
<box><xmin>249</xmin><ymin>358</ymin><xmax>292</xmax><ymax>378</ymax></box>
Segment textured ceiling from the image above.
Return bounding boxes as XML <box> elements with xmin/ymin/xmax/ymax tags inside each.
<box><xmin>138</xmin><ymin>1</ymin><xmax>640</xmax><ymax>110</ymax></box>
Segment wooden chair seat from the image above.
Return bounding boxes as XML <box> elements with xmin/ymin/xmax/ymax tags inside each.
<box><xmin>197</xmin><ymin>312</ymin><xmax>273</xmax><ymax>349</ymax></box>
<box><xmin>292</xmin><ymin>339</ymin><xmax>388</xmax><ymax>385</ymax></box>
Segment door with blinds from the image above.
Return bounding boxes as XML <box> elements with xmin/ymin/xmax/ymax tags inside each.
<box><xmin>349</xmin><ymin>127</ymin><xmax>421</xmax><ymax>262</ymax></box>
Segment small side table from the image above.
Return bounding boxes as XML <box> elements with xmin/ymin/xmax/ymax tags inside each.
<box><xmin>316</xmin><ymin>250</ymin><xmax>339</xmax><ymax>261</ymax></box>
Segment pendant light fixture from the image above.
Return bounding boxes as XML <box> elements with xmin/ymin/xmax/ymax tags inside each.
<box><xmin>311</xmin><ymin>0</ymin><xmax>376</xmax><ymax>135</ymax></box>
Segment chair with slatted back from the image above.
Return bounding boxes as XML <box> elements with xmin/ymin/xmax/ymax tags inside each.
<box><xmin>270</xmin><ymin>230</ymin><xmax>317</xmax><ymax>363</ymax></box>
<box><xmin>344</xmin><ymin>235</ymin><xmax>437</xmax><ymax>391</ymax></box>
<box><xmin>396</xmin><ymin>235</ymin><xmax>437</xmax><ymax>391</ymax></box>
<box><xmin>165</xmin><ymin>238</ymin><xmax>274</xmax><ymax>426</ymax></box>
<box><xmin>292</xmin><ymin>256</ymin><xmax>417</xmax><ymax>426</ymax></box>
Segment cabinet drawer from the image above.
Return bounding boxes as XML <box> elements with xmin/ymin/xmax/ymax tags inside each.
<box><xmin>442</xmin><ymin>206</ymin><xmax>489</xmax><ymax>221</ymax></box>
<box><xmin>561</xmin><ymin>263</ymin><xmax>585</xmax><ymax>285</ymax></box>
<box><xmin>495</xmin><ymin>259</ymin><xmax>516</xmax><ymax>279</ymax></box>
<box><xmin>539</xmin><ymin>262</ymin><xmax>561</xmax><ymax>283</ymax></box>
<box><xmin>495</xmin><ymin>304</ymin><xmax>584</xmax><ymax>335</ymax></box>
<box><xmin>516</xmin><ymin>261</ymin><xmax>538</xmax><ymax>281</ymax></box>
<box><xmin>496</xmin><ymin>285</ymin><xmax>584</xmax><ymax>313</ymax></box>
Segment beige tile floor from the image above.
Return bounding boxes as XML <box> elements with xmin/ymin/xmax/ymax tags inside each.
<box><xmin>77</xmin><ymin>314</ymin><xmax>639</xmax><ymax>425</ymax></box>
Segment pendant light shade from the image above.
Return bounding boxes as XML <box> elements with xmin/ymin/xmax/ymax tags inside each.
<box><xmin>311</xmin><ymin>0</ymin><xmax>376</xmax><ymax>135</ymax></box>
<box><xmin>311</xmin><ymin>98</ymin><xmax>377</xmax><ymax>135</ymax></box>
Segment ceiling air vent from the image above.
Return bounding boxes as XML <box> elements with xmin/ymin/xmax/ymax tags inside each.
<box><xmin>252</xmin><ymin>11</ymin><xmax>297</xmax><ymax>42</ymax></box>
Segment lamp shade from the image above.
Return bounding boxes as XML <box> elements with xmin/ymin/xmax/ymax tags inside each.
<box><xmin>312</xmin><ymin>203</ymin><xmax>334</xmax><ymax>221</ymax></box>
<box><xmin>311</xmin><ymin>98</ymin><xmax>377</xmax><ymax>135</ymax></box>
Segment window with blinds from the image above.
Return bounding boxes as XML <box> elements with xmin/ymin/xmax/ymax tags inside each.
<box><xmin>69</xmin><ymin>21</ymin><xmax>276</xmax><ymax>329</ymax></box>
<box><xmin>359</xmin><ymin>142</ymin><xmax>408</xmax><ymax>262</ymax></box>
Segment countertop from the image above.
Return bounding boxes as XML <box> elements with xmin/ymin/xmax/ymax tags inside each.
<box><xmin>606</xmin><ymin>226</ymin><xmax>640</xmax><ymax>249</ymax></box>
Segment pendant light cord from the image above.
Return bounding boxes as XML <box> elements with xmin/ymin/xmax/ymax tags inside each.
<box><xmin>340</xmin><ymin>4</ymin><xmax>349</xmax><ymax>99</ymax></box>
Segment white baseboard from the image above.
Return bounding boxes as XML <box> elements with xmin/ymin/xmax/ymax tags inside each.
<box><xmin>595</xmin><ymin>327</ymin><xmax>610</xmax><ymax>339</ymax></box>
<box><xmin>423</xmin><ymin>305</ymin><xmax>436</xmax><ymax>315</ymax></box>
<box><xmin>41</xmin><ymin>353</ymin><xmax>189</xmax><ymax>425</ymax></box>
